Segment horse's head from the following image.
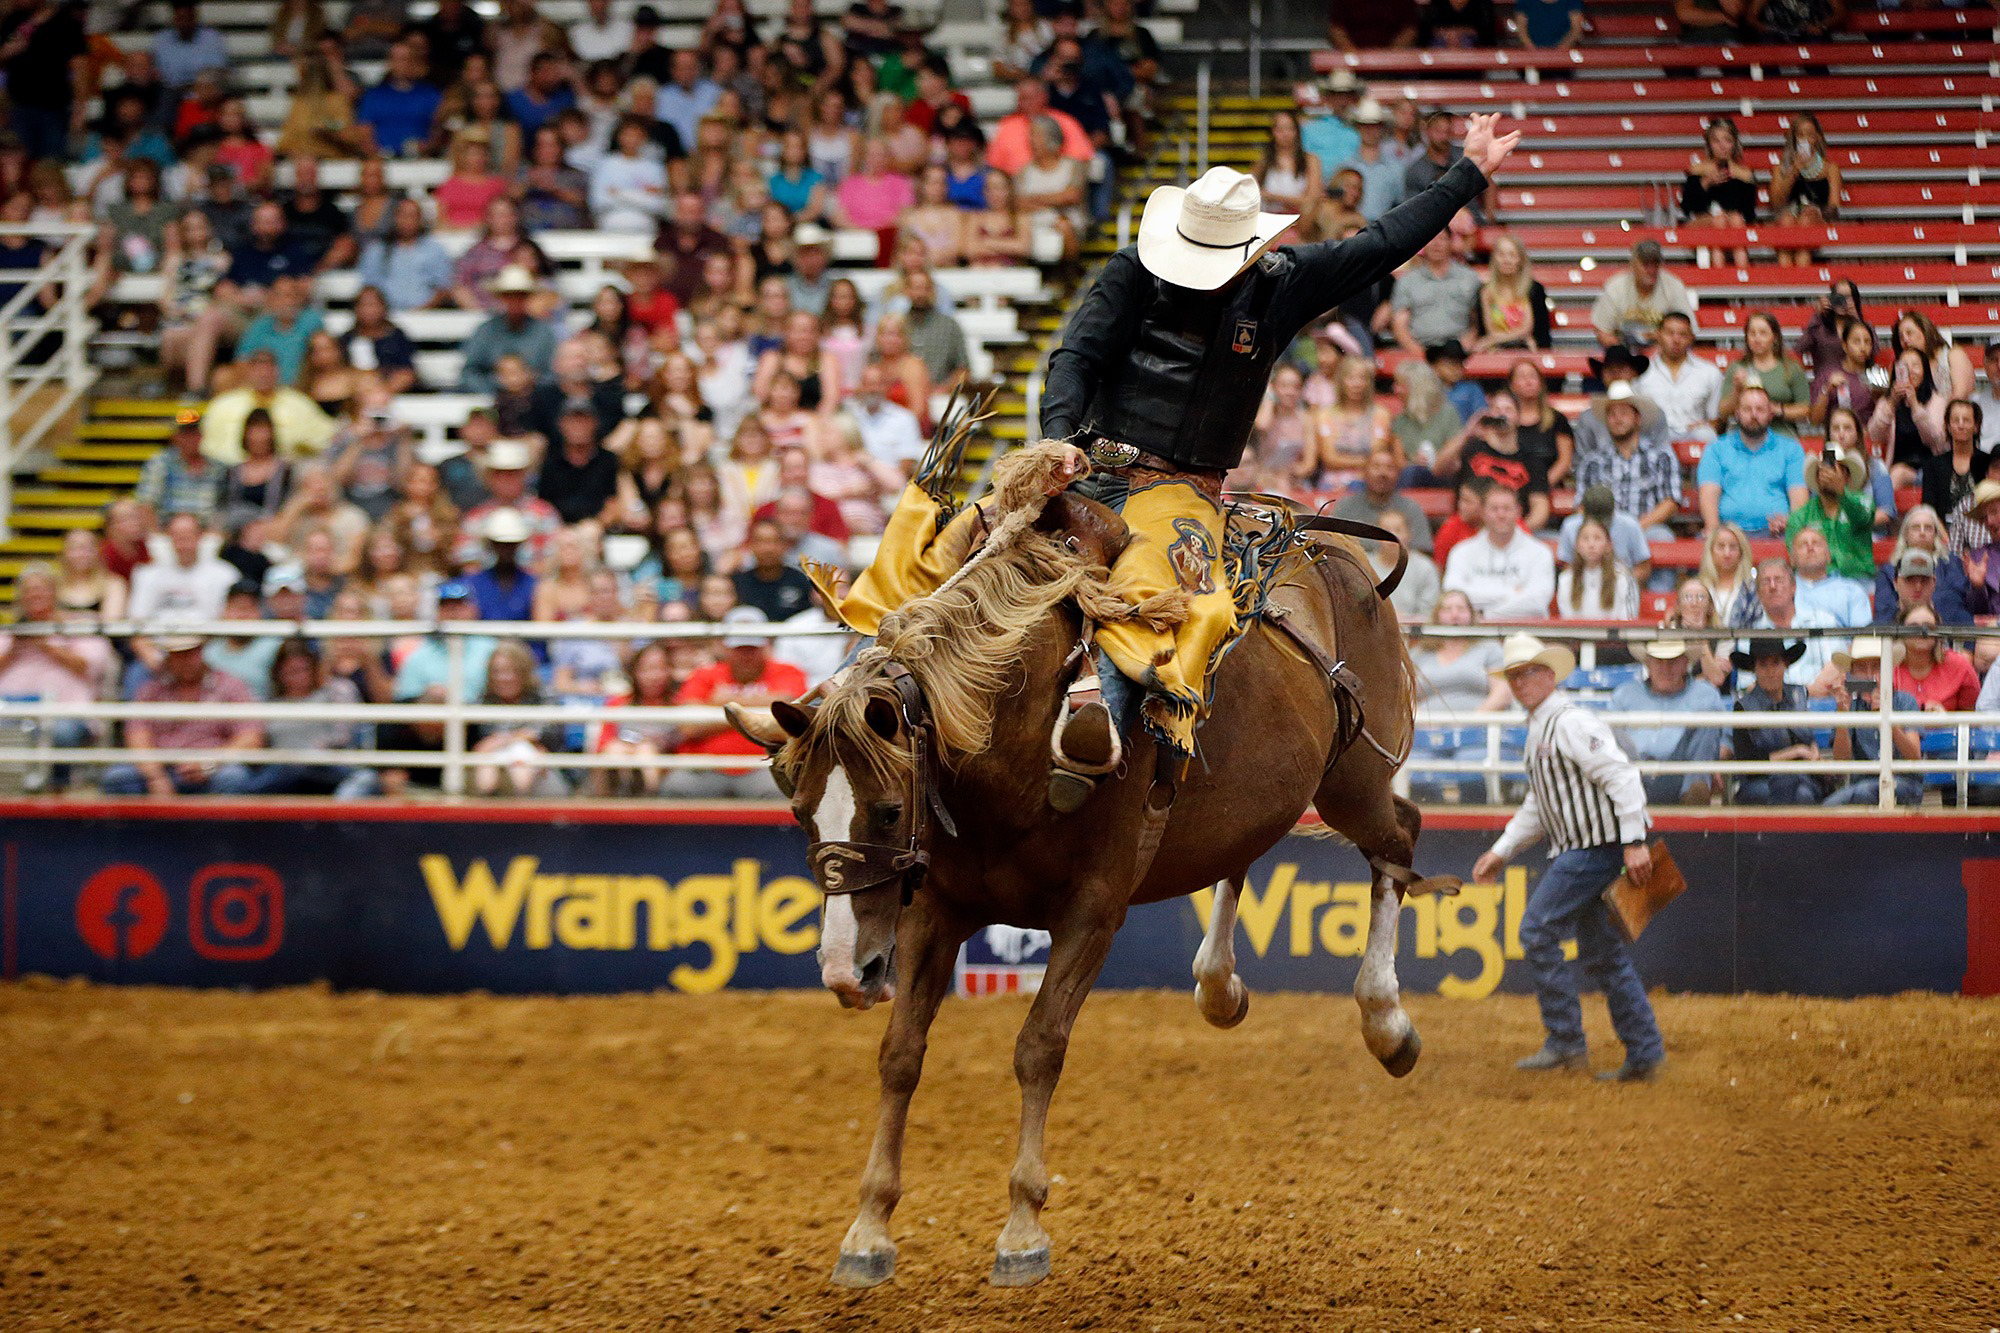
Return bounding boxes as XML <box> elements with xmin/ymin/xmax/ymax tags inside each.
<box><xmin>738</xmin><ymin>684</ymin><xmax>936</xmax><ymax>1010</ymax></box>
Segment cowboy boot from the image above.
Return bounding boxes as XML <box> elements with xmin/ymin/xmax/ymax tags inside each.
<box><xmin>1049</xmin><ymin>701</ymin><xmax>1117</xmax><ymax>812</ymax></box>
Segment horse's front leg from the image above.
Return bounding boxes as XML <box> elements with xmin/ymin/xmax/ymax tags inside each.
<box><xmin>831</xmin><ymin>897</ymin><xmax>963</xmax><ymax>1288</ymax></box>
<box><xmin>992</xmin><ymin>898</ymin><xmax>1119</xmax><ymax>1287</ymax></box>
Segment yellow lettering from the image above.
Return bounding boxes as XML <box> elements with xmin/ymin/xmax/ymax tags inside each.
<box><xmin>671</xmin><ymin>874</ymin><xmax>739</xmax><ymax>993</ymax></box>
<box><xmin>554</xmin><ymin>875</ymin><xmax>612</xmax><ymax>950</ymax></box>
<box><xmin>733</xmin><ymin>859</ymin><xmax>761</xmax><ymax>952</ymax></box>
<box><xmin>612</xmin><ymin>875</ymin><xmax>674</xmax><ymax>950</ymax></box>
<box><xmin>1404</xmin><ymin>892</ymin><xmax>1438</xmax><ymax>959</ymax></box>
<box><xmin>1504</xmin><ymin>866</ymin><xmax>1527</xmax><ymax>958</ymax></box>
<box><xmin>1236</xmin><ymin>864</ymin><xmax>1294</xmax><ymax>958</ymax></box>
<box><xmin>1434</xmin><ymin>882</ymin><xmax>1506</xmax><ymax>1000</ymax></box>
<box><xmin>1187</xmin><ymin>885</ymin><xmax>1214</xmax><ymax>924</ymax></box>
<box><xmin>526</xmin><ymin>875</ymin><xmax>566</xmax><ymax>949</ymax></box>
<box><xmin>1288</xmin><ymin>880</ymin><xmax>1330</xmax><ymax>957</ymax></box>
<box><xmin>1318</xmin><ymin>880</ymin><xmax>1371</xmax><ymax>957</ymax></box>
<box><xmin>759</xmin><ymin>877</ymin><xmax>819</xmax><ymax>955</ymax></box>
<box><xmin>421</xmin><ymin>855</ymin><xmax>538</xmax><ymax>950</ymax></box>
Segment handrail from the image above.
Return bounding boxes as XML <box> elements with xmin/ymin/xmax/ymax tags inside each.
<box><xmin>0</xmin><ymin>222</ymin><xmax>101</xmax><ymax>542</ymax></box>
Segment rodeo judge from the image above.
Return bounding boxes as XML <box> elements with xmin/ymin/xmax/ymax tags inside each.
<box><xmin>1471</xmin><ymin>634</ymin><xmax>1667</xmax><ymax>1083</ymax></box>
<box><xmin>828</xmin><ymin>113</ymin><xmax>1521</xmax><ymax>808</ymax></box>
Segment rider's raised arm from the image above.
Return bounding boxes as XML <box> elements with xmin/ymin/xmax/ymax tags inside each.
<box><xmin>1266</xmin><ymin>157</ymin><xmax>1490</xmax><ymax>345</ymax></box>
<box><xmin>1040</xmin><ymin>248</ymin><xmax>1149</xmax><ymax>442</ymax></box>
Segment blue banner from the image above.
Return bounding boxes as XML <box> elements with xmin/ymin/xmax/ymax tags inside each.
<box><xmin>1</xmin><ymin>812</ymin><xmax>1988</xmax><ymax>997</ymax></box>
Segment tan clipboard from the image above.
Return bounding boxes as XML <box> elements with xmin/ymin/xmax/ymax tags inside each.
<box><xmin>1601</xmin><ymin>840</ymin><xmax>1685</xmax><ymax>943</ymax></box>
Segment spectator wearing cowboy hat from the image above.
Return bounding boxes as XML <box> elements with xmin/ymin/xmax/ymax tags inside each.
<box><xmin>1473</xmin><ymin>632</ymin><xmax>1665</xmax><ymax>1082</ymax></box>
<box><xmin>1573</xmin><ymin>380</ymin><xmax>1681</xmax><ymax>541</ymax></box>
<box><xmin>1590</xmin><ymin>241</ymin><xmax>1695</xmax><ymax>351</ymax></box>
<box><xmin>464</xmin><ymin>507</ymin><xmax>538</xmax><ymax>622</ymax></box>
<box><xmin>788</xmin><ymin>223</ymin><xmax>837</xmax><ymax>317</ymax></box>
<box><xmin>1821</xmin><ymin>637</ymin><xmax>1923</xmax><ymax>807</ymax></box>
<box><xmin>100</xmin><ymin>632</ymin><xmax>265</xmax><ymax>796</ymax></box>
<box><xmin>1337</xmin><ymin>98</ymin><xmax>1404</xmax><ymax>220</ymax></box>
<box><xmin>454</xmin><ymin>438</ymin><xmax>563</xmax><ymax>570</ymax></box>
<box><xmin>1787</xmin><ymin>446</ymin><xmax>1877</xmax><ymax>582</ymax></box>
<box><xmin>1296</xmin><ymin>68</ymin><xmax>1361</xmax><ymax>177</ymax></box>
<box><xmin>1611</xmin><ymin>639</ymin><xmax>1725</xmax><ymax>805</ymax></box>
<box><xmin>1729</xmin><ymin>637</ymin><xmax>1824</xmax><ymax>805</ymax></box>
<box><xmin>1427</xmin><ymin>337</ymin><xmax>1488</xmax><ymax>425</ymax></box>
<box><xmin>459</xmin><ymin>265</ymin><xmax>556</xmax><ymax>392</ymax></box>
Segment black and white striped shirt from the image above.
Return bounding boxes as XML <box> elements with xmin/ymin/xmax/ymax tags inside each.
<box><xmin>1490</xmin><ymin>692</ymin><xmax>1651</xmax><ymax>859</ymax></box>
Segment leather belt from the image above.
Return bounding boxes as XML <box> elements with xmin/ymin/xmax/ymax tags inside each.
<box><xmin>1086</xmin><ymin>438</ymin><xmax>1226</xmax><ymax>504</ymax></box>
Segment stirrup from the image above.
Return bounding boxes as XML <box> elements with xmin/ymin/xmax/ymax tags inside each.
<box><xmin>1048</xmin><ymin>691</ymin><xmax>1120</xmax><ymax>812</ymax></box>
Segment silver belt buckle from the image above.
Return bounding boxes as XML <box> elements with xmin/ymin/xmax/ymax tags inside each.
<box><xmin>1087</xmin><ymin>438</ymin><xmax>1141</xmax><ymax>468</ymax></box>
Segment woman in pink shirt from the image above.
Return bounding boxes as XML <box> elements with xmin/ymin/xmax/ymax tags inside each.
<box><xmin>434</xmin><ymin>133</ymin><xmax>511</xmax><ymax>230</ymax></box>
<box><xmin>1892</xmin><ymin>604</ymin><xmax>1983</xmax><ymax>711</ymax></box>
<box><xmin>831</xmin><ymin>137</ymin><xmax>914</xmax><ymax>233</ymax></box>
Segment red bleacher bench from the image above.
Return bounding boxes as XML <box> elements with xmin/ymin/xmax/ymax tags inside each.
<box><xmin>1314</xmin><ymin>41</ymin><xmax>1997</xmax><ymax>77</ymax></box>
<box><xmin>1484</xmin><ymin>221</ymin><xmax>2000</xmax><ymax>261</ymax></box>
<box><xmin>1368</xmin><ymin>74</ymin><xmax>1989</xmax><ymax>114</ymax></box>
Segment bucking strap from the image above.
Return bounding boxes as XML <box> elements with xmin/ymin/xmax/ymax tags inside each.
<box><xmin>1295</xmin><ymin>514</ymin><xmax>1408</xmax><ymax>601</ymax></box>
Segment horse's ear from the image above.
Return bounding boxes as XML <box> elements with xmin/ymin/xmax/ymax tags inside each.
<box><xmin>725</xmin><ymin>701</ymin><xmax>793</xmax><ymax>748</ymax></box>
<box><xmin>863</xmin><ymin>696</ymin><xmax>901</xmax><ymax>742</ymax></box>
<box><xmin>771</xmin><ymin>699</ymin><xmax>814</xmax><ymax>738</ymax></box>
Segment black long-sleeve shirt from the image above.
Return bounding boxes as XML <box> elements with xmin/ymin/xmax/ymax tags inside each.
<box><xmin>1040</xmin><ymin>156</ymin><xmax>1490</xmax><ymax>454</ymax></box>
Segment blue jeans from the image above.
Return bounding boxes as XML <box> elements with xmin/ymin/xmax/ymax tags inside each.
<box><xmin>242</xmin><ymin>763</ymin><xmax>379</xmax><ymax>799</ymax></box>
<box><xmin>1735</xmin><ymin>772</ymin><xmax>1824</xmax><ymax>805</ymax></box>
<box><xmin>1519</xmin><ymin>843</ymin><xmax>1664</xmax><ymax>1064</ymax></box>
<box><xmin>10</xmin><ymin>105</ymin><xmax>69</xmax><ymax>163</ymax></box>
<box><xmin>100</xmin><ymin>762</ymin><xmax>256</xmax><ymax>795</ymax></box>
<box><xmin>1638</xmin><ymin>725</ymin><xmax>1723</xmax><ymax>805</ymax></box>
<box><xmin>1823</xmin><ymin>777</ymin><xmax>1923</xmax><ymax>807</ymax></box>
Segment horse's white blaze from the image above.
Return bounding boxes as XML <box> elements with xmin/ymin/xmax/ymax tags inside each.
<box><xmin>1355</xmin><ymin>877</ymin><xmax>1412</xmax><ymax>1060</ymax></box>
<box><xmin>815</xmin><ymin>766</ymin><xmax>860</xmax><ymax>988</ymax></box>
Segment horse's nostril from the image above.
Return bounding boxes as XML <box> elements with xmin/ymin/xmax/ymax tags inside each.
<box><xmin>858</xmin><ymin>954</ymin><xmax>890</xmax><ymax>990</ymax></box>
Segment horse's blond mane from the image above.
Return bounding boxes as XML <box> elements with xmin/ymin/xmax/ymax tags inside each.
<box><xmin>781</xmin><ymin>444</ymin><xmax>1188</xmax><ymax>781</ymax></box>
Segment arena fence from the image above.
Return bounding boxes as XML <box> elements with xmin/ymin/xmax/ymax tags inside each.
<box><xmin>0</xmin><ymin>621</ymin><xmax>1995</xmax><ymax>805</ymax></box>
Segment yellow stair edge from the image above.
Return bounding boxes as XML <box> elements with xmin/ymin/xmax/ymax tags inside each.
<box><xmin>13</xmin><ymin>488</ymin><xmax>120</xmax><ymax>507</ymax></box>
<box><xmin>10</xmin><ymin>511</ymin><xmax>107</xmax><ymax>531</ymax></box>
<box><xmin>78</xmin><ymin>422</ymin><xmax>176</xmax><ymax>441</ymax></box>
<box><xmin>57</xmin><ymin>443</ymin><xmax>159</xmax><ymax>462</ymax></box>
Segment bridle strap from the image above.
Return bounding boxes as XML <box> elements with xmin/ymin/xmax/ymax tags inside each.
<box><xmin>806</xmin><ymin>660</ymin><xmax>954</xmax><ymax>903</ymax></box>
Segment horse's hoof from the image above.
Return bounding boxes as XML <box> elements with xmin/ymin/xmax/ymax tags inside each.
<box><xmin>1197</xmin><ymin>977</ymin><xmax>1250</xmax><ymax>1029</ymax></box>
<box><xmin>1381</xmin><ymin>1028</ymin><xmax>1422</xmax><ymax>1079</ymax></box>
<box><xmin>830</xmin><ymin>1250</ymin><xmax>895</xmax><ymax>1288</ymax></box>
<box><xmin>991</xmin><ymin>1246</ymin><xmax>1051</xmax><ymax>1287</ymax></box>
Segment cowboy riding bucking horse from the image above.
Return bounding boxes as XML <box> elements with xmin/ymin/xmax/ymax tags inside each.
<box><xmin>818</xmin><ymin>112</ymin><xmax>1520</xmax><ymax>805</ymax></box>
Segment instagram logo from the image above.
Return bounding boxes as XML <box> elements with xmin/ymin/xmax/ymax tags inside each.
<box><xmin>188</xmin><ymin>863</ymin><xmax>285</xmax><ymax>961</ymax></box>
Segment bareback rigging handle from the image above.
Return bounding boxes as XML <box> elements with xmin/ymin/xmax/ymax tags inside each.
<box><xmin>1294</xmin><ymin>515</ymin><xmax>1409</xmax><ymax>601</ymax></box>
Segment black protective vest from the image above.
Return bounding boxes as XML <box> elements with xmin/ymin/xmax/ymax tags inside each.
<box><xmin>1079</xmin><ymin>252</ymin><xmax>1290</xmax><ymax>473</ymax></box>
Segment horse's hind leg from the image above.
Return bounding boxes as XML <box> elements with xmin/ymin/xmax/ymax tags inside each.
<box><xmin>1315</xmin><ymin>780</ymin><xmax>1426</xmax><ymax>1078</ymax></box>
<box><xmin>831</xmin><ymin>896</ymin><xmax>963</xmax><ymax>1288</ymax></box>
<box><xmin>1192</xmin><ymin>875</ymin><xmax>1250</xmax><ymax>1028</ymax></box>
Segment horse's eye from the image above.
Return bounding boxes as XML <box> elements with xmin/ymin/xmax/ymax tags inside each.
<box><xmin>873</xmin><ymin>802</ymin><xmax>903</xmax><ymax>828</ymax></box>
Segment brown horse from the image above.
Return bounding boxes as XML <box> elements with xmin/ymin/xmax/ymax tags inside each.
<box><xmin>733</xmin><ymin>446</ymin><xmax>1451</xmax><ymax>1289</ymax></box>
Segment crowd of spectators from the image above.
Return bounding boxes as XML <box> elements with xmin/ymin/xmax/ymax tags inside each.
<box><xmin>1</xmin><ymin>3</ymin><xmax>1994</xmax><ymax>805</ymax></box>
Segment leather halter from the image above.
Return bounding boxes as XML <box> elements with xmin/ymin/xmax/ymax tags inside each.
<box><xmin>804</xmin><ymin>662</ymin><xmax>957</xmax><ymax>905</ymax></box>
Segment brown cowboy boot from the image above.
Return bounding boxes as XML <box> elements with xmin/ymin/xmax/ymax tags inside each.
<box><xmin>1049</xmin><ymin>701</ymin><xmax>1118</xmax><ymax>812</ymax></box>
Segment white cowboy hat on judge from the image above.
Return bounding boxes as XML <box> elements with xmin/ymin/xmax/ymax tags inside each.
<box><xmin>1137</xmin><ymin>166</ymin><xmax>1297</xmax><ymax>291</ymax></box>
<box><xmin>1490</xmin><ymin>632</ymin><xmax>1577</xmax><ymax>684</ymax></box>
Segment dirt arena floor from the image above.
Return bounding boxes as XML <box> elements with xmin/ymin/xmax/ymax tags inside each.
<box><xmin>2</xmin><ymin>984</ymin><xmax>1997</xmax><ymax>1332</ymax></box>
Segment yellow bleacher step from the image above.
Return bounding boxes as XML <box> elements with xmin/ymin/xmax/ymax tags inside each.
<box><xmin>10</xmin><ymin>510</ymin><xmax>106</xmax><ymax>531</ymax></box>
<box><xmin>56</xmin><ymin>442</ymin><xmax>159</xmax><ymax>463</ymax></box>
<box><xmin>92</xmin><ymin>398</ymin><xmax>189</xmax><ymax>418</ymax></box>
<box><xmin>0</xmin><ymin>536</ymin><xmax>63</xmax><ymax>556</ymax></box>
<box><xmin>42</xmin><ymin>466</ymin><xmax>142</xmax><ymax>486</ymax></box>
<box><xmin>13</xmin><ymin>488</ymin><xmax>119</xmax><ymax>508</ymax></box>
<box><xmin>78</xmin><ymin>421</ymin><xmax>175</xmax><ymax>441</ymax></box>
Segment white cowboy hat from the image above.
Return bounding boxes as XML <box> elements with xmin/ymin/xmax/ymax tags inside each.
<box><xmin>1643</xmin><ymin>639</ymin><xmax>1691</xmax><ymax>660</ymax></box>
<box><xmin>482</xmin><ymin>506</ymin><xmax>531</xmax><ymax>544</ymax></box>
<box><xmin>1831</xmin><ymin>636</ymin><xmax>1907</xmax><ymax>672</ymax></box>
<box><xmin>1137</xmin><ymin>167</ymin><xmax>1297</xmax><ymax>292</ymax></box>
<box><xmin>488</xmin><ymin>264</ymin><xmax>539</xmax><ymax>294</ymax></box>
<box><xmin>1351</xmin><ymin>97</ymin><xmax>1390</xmax><ymax>125</ymax></box>
<box><xmin>1803</xmin><ymin>448</ymin><xmax>1868</xmax><ymax>493</ymax></box>
<box><xmin>1590</xmin><ymin>379</ymin><xmax>1664</xmax><ymax>430</ymax></box>
<box><xmin>791</xmin><ymin>221</ymin><xmax>834</xmax><ymax>247</ymax></box>
<box><xmin>1490</xmin><ymin>632</ymin><xmax>1577</xmax><ymax>683</ymax></box>
<box><xmin>1322</xmin><ymin>67</ymin><xmax>1361</xmax><ymax>95</ymax></box>
<box><xmin>484</xmin><ymin>438</ymin><xmax>533</xmax><ymax>472</ymax></box>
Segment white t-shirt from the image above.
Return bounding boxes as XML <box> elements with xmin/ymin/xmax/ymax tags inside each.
<box><xmin>1441</xmin><ymin>530</ymin><xmax>1557</xmax><ymax>621</ymax></box>
<box><xmin>128</xmin><ymin>556</ymin><xmax>238</xmax><ymax>624</ymax></box>
<box><xmin>569</xmin><ymin>17</ymin><xmax>632</xmax><ymax>63</ymax></box>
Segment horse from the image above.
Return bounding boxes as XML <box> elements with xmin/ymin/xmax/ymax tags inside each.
<box><xmin>730</xmin><ymin>443</ymin><xmax>1455</xmax><ymax>1290</ymax></box>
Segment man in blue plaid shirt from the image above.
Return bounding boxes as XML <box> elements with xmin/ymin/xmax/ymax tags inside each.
<box><xmin>133</xmin><ymin>412</ymin><xmax>225</xmax><ymax>524</ymax></box>
<box><xmin>1574</xmin><ymin>382</ymin><xmax>1682</xmax><ymax>541</ymax></box>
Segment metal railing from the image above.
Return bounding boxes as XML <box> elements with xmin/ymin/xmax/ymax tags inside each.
<box><xmin>0</xmin><ymin>223</ymin><xmax>98</xmax><ymax>540</ymax></box>
<box><xmin>0</xmin><ymin>619</ymin><xmax>1994</xmax><ymax>808</ymax></box>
